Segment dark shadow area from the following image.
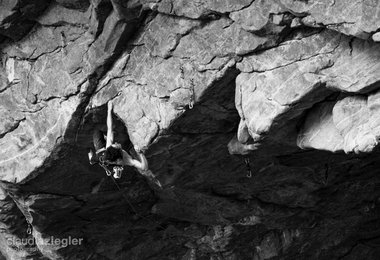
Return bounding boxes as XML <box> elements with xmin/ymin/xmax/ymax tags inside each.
<box><xmin>11</xmin><ymin>103</ymin><xmax>163</xmax><ymax>258</ymax></box>
<box><xmin>147</xmin><ymin>67</ymin><xmax>242</xmax><ymax>190</ymax></box>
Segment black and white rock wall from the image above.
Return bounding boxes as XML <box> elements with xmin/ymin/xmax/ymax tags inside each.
<box><xmin>1</xmin><ymin>0</ymin><xmax>380</xmax><ymax>259</ymax></box>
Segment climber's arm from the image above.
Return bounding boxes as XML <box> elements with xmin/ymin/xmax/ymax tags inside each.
<box><xmin>135</xmin><ymin>151</ymin><xmax>149</xmax><ymax>171</ymax></box>
<box><xmin>106</xmin><ymin>101</ymin><xmax>114</xmax><ymax>148</ymax></box>
<box><xmin>121</xmin><ymin>150</ymin><xmax>149</xmax><ymax>171</ymax></box>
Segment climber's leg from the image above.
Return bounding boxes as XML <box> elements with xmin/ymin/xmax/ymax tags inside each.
<box><xmin>88</xmin><ymin>129</ymin><xmax>106</xmax><ymax>165</ymax></box>
<box><xmin>93</xmin><ymin>129</ymin><xmax>106</xmax><ymax>152</ymax></box>
<box><xmin>88</xmin><ymin>148</ymin><xmax>97</xmax><ymax>165</ymax></box>
<box><xmin>138</xmin><ymin>169</ymin><xmax>162</xmax><ymax>189</ymax></box>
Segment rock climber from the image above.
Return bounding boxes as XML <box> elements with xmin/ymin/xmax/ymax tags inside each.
<box><xmin>88</xmin><ymin>101</ymin><xmax>162</xmax><ymax>188</ymax></box>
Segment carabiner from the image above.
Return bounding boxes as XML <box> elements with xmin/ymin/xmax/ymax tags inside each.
<box><xmin>27</xmin><ymin>224</ymin><xmax>32</xmax><ymax>235</ymax></box>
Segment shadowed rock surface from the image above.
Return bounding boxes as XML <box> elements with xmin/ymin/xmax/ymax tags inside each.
<box><xmin>1</xmin><ymin>0</ymin><xmax>380</xmax><ymax>259</ymax></box>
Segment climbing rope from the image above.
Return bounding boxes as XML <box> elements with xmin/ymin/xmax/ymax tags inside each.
<box><xmin>243</xmin><ymin>156</ymin><xmax>253</xmax><ymax>178</ymax></box>
<box><xmin>109</xmin><ymin>174</ymin><xmax>166</xmax><ymax>230</ymax></box>
<box><xmin>20</xmin><ymin>202</ymin><xmax>33</xmax><ymax>234</ymax></box>
<box><xmin>110</xmin><ymin>176</ymin><xmax>139</xmax><ymax>214</ymax></box>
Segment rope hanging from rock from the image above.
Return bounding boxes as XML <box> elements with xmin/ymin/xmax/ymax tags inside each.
<box><xmin>21</xmin><ymin>202</ymin><xmax>34</xmax><ymax>235</ymax></box>
<box><xmin>244</xmin><ymin>156</ymin><xmax>252</xmax><ymax>178</ymax></box>
<box><xmin>110</xmin><ymin>174</ymin><xmax>166</xmax><ymax>230</ymax></box>
<box><xmin>8</xmin><ymin>192</ymin><xmax>33</xmax><ymax>235</ymax></box>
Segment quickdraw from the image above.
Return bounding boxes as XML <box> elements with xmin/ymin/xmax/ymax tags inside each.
<box><xmin>244</xmin><ymin>156</ymin><xmax>253</xmax><ymax>178</ymax></box>
<box><xmin>179</xmin><ymin>64</ymin><xmax>195</xmax><ymax>109</ymax></box>
<box><xmin>180</xmin><ymin>65</ymin><xmax>185</xmax><ymax>79</ymax></box>
<box><xmin>99</xmin><ymin>162</ymin><xmax>113</xmax><ymax>176</ymax></box>
<box><xmin>97</xmin><ymin>152</ymin><xmax>124</xmax><ymax>177</ymax></box>
<box><xmin>60</xmin><ymin>31</ymin><xmax>67</xmax><ymax>56</ymax></box>
<box><xmin>26</xmin><ymin>223</ymin><xmax>32</xmax><ymax>235</ymax></box>
<box><xmin>189</xmin><ymin>78</ymin><xmax>195</xmax><ymax>109</ymax></box>
<box><xmin>8</xmin><ymin>192</ymin><xmax>33</xmax><ymax>235</ymax></box>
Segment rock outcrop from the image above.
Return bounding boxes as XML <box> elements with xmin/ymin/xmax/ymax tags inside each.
<box><xmin>1</xmin><ymin>0</ymin><xmax>380</xmax><ymax>259</ymax></box>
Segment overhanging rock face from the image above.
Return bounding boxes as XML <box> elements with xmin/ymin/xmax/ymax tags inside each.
<box><xmin>236</xmin><ymin>29</ymin><xmax>380</xmax><ymax>153</ymax></box>
<box><xmin>1</xmin><ymin>0</ymin><xmax>380</xmax><ymax>259</ymax></box>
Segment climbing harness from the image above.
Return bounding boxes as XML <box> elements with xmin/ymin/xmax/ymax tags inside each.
<box><xmin>97</xmin><ymin>153</ymin><xmax>124</xmax><ymax>177</ymax></box>
<box><xmin>99</xmin><ymin>162</ymin><xmax>113</xmax><ymax>176</ymax></box>
<box><xmin>243</xmin><ymin>156</ymin><xmax>253</xmax><ymax>178</ymax></box>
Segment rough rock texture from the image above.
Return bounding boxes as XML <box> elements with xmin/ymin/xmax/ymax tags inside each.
<box><xmin>1</xmin><ymin>0</ymin><xmax>380</xmax><ymax>259</ymax></box>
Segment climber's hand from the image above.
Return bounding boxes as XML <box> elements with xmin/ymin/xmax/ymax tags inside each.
<box><xmin>246</xmin><ymin>143</ymin><xmax>260</xmax><ymax>151</ymax></box>
<box><xmin>134</xmin><ymin>145</ymin><xmax>142</xmax><ymax>153</ymax></box>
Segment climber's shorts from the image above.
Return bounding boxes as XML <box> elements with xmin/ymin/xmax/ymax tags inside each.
<box><xmin>93</xmin><ymin>130</ymin><xmax>106</xmax><ymax>152</ymax></box>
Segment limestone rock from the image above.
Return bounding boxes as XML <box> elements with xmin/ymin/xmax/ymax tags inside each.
<box><xmin>229</xmin><ymin>0</ymin><xmax>380</xmax><ymax>39</ymax></box>
<box><xmin>156</xmin><ymin>0</ymin><xmax>252</xmax><ymax>19</ymax></box>
<box><xmin>373</xmin><ymin>31</ymin><xmax>380</xmax><ymax>42</ymax></box>
<box><xmin>229</xmin><ymin>0</ymin><xmax>285</xmax><ymax>32</ymax></box>
<box><xmin>299</xmin><ymin>93</ymin><xmax>380</xmax><ymax>154</ymax></box>
<box><xmin>0</xmin><ymin>0</ymin><xmax>49</xmax><ymax>40</ymax></box>
<box><xmin>280</xmin><ymin>0</ymin><xmax>380</xmax><ymax>39</ymax></box>
<box><xmin>236</xmin><ymin>29</ymin><xmax>380</xmax><ymax>150</ymax></box>
<box><xmin>55</xmin><ymin>0</ymin><xmax>90</xmax><ymax>11</ymax></box>
<box><xmin>1</xmin><ymin>1</ymin><xmax>380</xmax><ymax>259</ymax></box>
